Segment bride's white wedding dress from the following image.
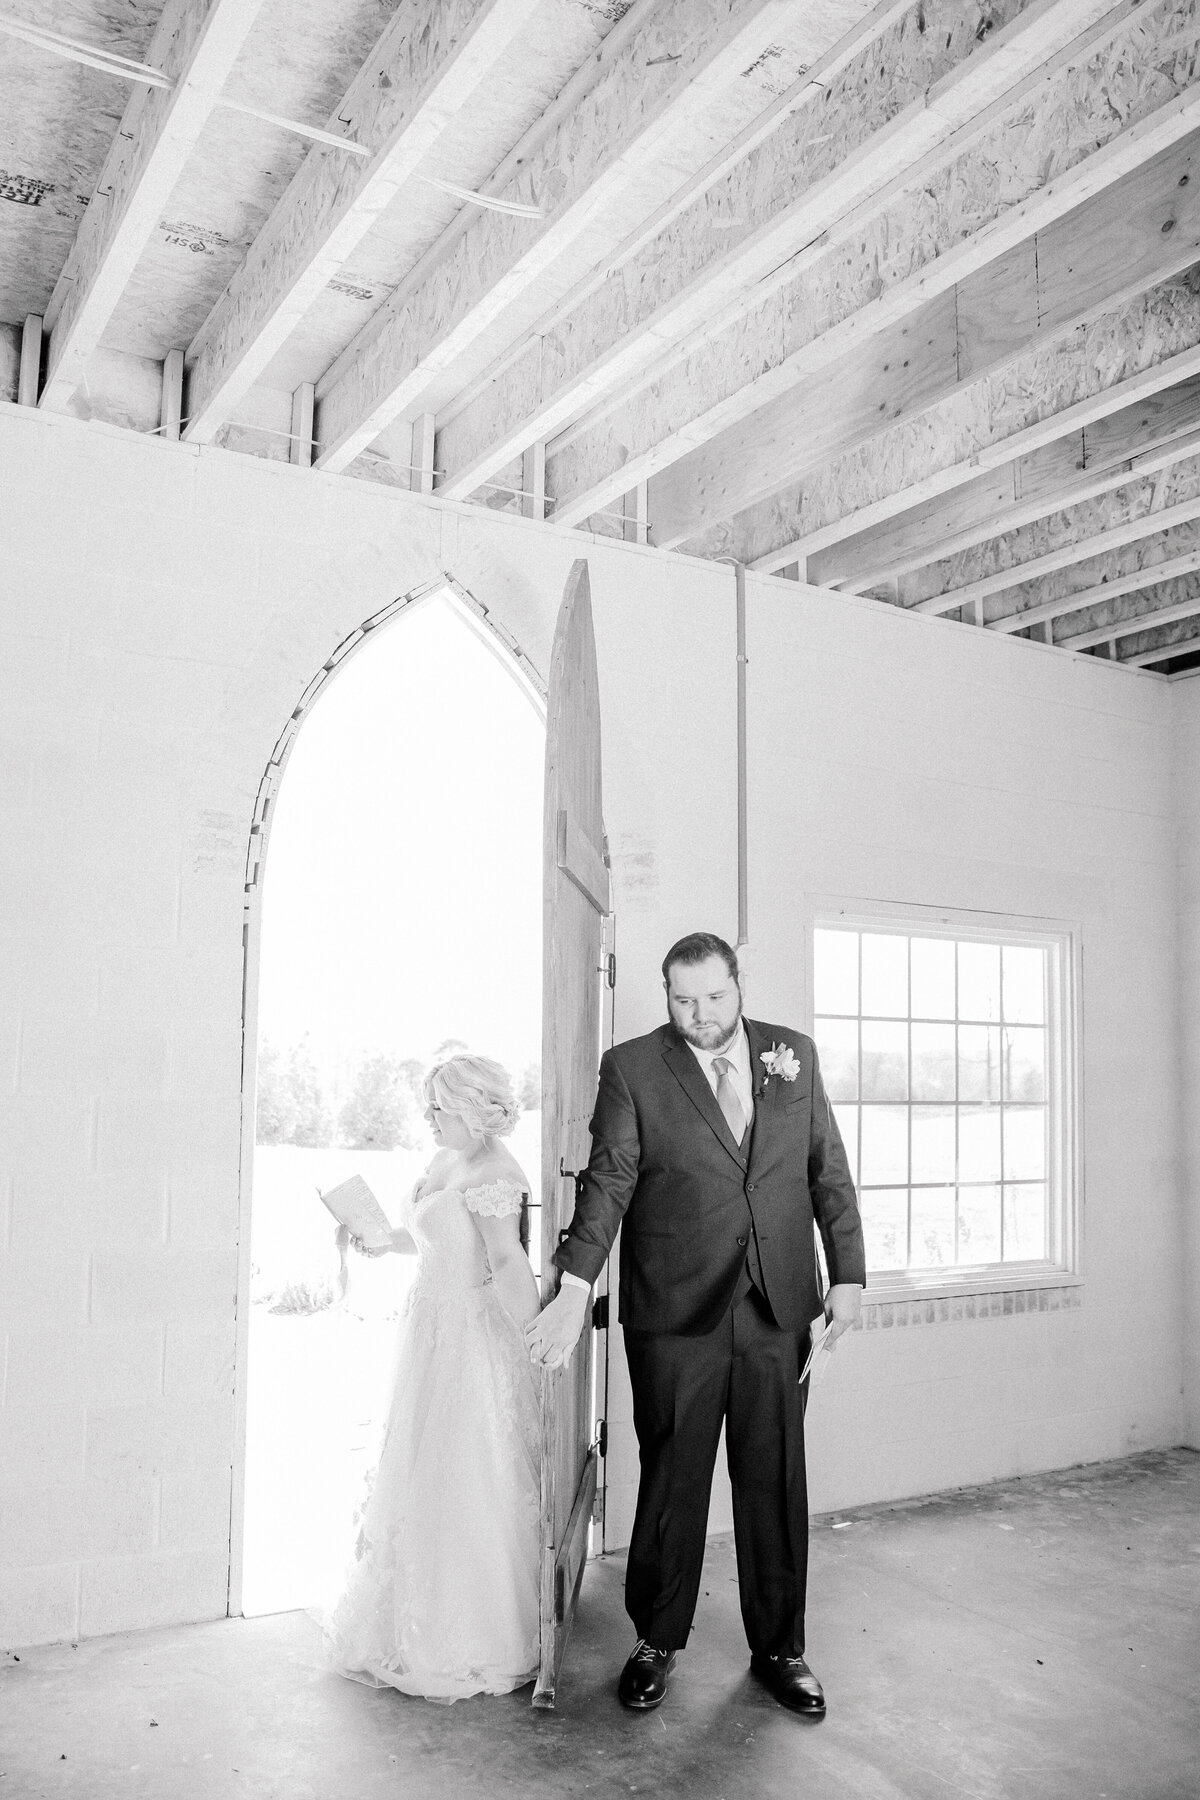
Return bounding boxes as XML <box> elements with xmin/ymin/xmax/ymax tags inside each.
<box><xmin>323</xmin><ymin>1179</ymin><xmax>542</xmax><ymax>1700</ymax></box>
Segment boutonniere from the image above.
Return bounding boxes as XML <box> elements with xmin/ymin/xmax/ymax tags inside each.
<box><xmin>760</xmin><ymin>1042</ymin><xmax>801</xmax><ymax>1087</ymax></box>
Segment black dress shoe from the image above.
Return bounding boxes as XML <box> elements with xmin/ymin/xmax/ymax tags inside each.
<box><xmin>618</xmin><ymin>1640</ymin><xmax>677</xmax><ymax>1710</ymax></box>
<box><xmin>750</xmin><ymin>1652</ymin><xmax>827</xmax><ymax>1717</ymax></box>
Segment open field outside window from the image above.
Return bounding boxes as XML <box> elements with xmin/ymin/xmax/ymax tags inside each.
<box><xmin>811</xmin><ymin>909</ymin><xmax>1078</xmax><ymax>1293</ymax></box>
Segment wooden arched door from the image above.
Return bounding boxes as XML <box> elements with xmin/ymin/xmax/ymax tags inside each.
<box><xmin>534</xmin><ymin>559</ymin><xmax>610</xmax><ymax>1708</ymax></box>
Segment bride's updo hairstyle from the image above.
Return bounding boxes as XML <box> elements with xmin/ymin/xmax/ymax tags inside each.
<box><xmin>424</xmin><ymin>1053</ymin><xmax>520</xmax><ymax>1140</ymax></box>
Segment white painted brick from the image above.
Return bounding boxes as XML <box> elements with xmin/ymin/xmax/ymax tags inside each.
<box><xmin>0</xmin><ymin>632</ymin><xmax>88</xmax><ymax>728</ymax></box>
<box><xmin>165</xmin><ymin>1171</ymin><xmax>240</xmax><ymax>1246</ymax></box>
<box><xmin>0</xmin><ymin>1404</ymin><xmax>86</xmax><ymax>1487</ymax></box>
<box><xmin>83</xmin><ymin>1398</ymin><xmax>233</xmax><ymax>1483</ymax></box>
<box><xmin>78</xmin><ymin>1548</ymin><xmax>227</xmax><ymax>1638</ymax></box>
<box><xmin>0</xmin><ymin>1478</ymin><xmax>155</xmax><ymax>1567</ymax></box>
<box><xmin>0</xmin><ymin>1012</ymin><xmax>17</xmax><ymax>1097</ymax></box>
<box><xmin>2</xmin><ymin>1325</ymin><xmax>163</xmax><ymax>1409</ymax></box>
<box><xmin>0</xmin><ymin>1096</ymin><xmax>93</xmax><ymax>1179</ymax></box>
<box><xmin>165</xmin><ymin>1018</ymin><xmax>244</xmax><ymax>1098</ymax></box>
<box><xmin>94</xmin><ymin>1095</ymin><xmax>240</xmax><ymax>1177</ymax></box>
<box><xmin>0</xmin><ymin>946</ymin><xmax>100</xmax><ymax>1019</ymax></box>
<box><xmin>0</xmin><ymin>1562</ymin><xmax>79</xmax><ymax>1648</ymax></box>
<box><xmin>97</xmin><ymin>945</ymin><xmax>242</xmax><ymax>1023</ymax></box>
<box><xmin>89</xmin><ymin>1245</ymin><xmax>238</xmax><ymax>1324</ymax></box>
<box><xmin>83</xmin><ymin>506</ymin><xmax>206</xmax><ymax>585</ymax></box>
<box><xmin>0</xmin><ymin>557</ymin><xmax>79</xmax><ymax>644</ymax></box>
<box><xmin>76</xmin><ymin>575</ymin><xmax>252</xmax><ymax>666</ymax></box>
<box><xmin>1</xmin><ymin>482</ymin><xmax>88</xmax><ymax>578</ymax></box>
<box><xmin>0</xmin><ymin>1251</ymin><xmax>90</xmax><ymax>1323</ymax></box>
<box><xmin>53</xmin><ymin>859</ymin><xmax>181</xmax><ymax>954</ymax></box>
<box><xmin>159</xmin><ymin>1466</ymin><xmax>232</xmax><ymax>1553</ymax></box>
<box><xmin>72</xmin><ymin>432</ymin><xmax>199</xmax><ymax>519</ymax></box>
<box><xmin>161</xmin><ymin>1321</ymin><xmax>235</xmax><ymax>1400</ymax></box>
<box><xmin>10</xmin><ymin>1174</ymin><xmax>167</xmax><ymax>1252</ymax></box>
<box><xmin>17</xmin><ymin>1018</ymin><xmax>168</xmax><ymax>1097</ymax></box>
<box><xmin>0</xmin><ymin>404</ymin><xmax>50</xmax><ymax>492</ymax></box>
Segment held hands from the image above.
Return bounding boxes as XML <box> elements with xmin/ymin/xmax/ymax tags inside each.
<box><xmin>823</xmin><ymin>1282</ymin><xmax>863</xmax><ymax>1349</ymax></box>
<box><xmin>524</xmin><ymin>1283</ymin><xmax>589</xmax><ymax>1371</ymax></box>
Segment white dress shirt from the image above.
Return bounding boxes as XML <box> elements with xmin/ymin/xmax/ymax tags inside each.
<box><xmin>561</xmin><ymin>1022</ymin><xmax>754</xmax><ymax>1294</ymax></box>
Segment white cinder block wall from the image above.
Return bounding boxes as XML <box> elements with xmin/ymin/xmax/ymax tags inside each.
<box><xmin>0</xmin><ymin>400</ymin><xmax>1190</xmax><ymax>1647</ymax></box>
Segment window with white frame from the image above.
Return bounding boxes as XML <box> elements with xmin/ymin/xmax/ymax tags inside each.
<box><xmin>812</xmin><ymin>912</ymin><xmax>1077</xmax><ymax>1286</ymax></box>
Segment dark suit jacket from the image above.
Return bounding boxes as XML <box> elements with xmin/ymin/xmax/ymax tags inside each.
<box><xmin>554</xmin><ymin>1017</ymin><xmax>866</xmax><ymax>1335</ymax></box>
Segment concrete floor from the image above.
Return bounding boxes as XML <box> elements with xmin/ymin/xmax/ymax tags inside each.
<box><xmin>3</xmin><ymin>1449</ymin><xmax>1199</xmax><ymax>1800</ymax></box>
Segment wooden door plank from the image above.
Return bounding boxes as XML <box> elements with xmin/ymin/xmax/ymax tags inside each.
<box><xmin>535</xmin><ymin>556</ymin><xmax>607</xmax><ymax>1710</ymax></box>
<box><xmin>557</xmin><ymin>810</ymin><xmax>610</xmax><ymax>917</ymax></box>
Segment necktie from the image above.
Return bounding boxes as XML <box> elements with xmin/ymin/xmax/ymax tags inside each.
<box><xmin>711</xmin><ymin>1055</ymin><xmax>746</xmax><ymax>1144</ymax></box>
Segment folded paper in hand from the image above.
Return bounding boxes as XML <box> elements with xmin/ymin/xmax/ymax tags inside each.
<box><xmin>800</xmin><ymin>1314</ymin><xmax>833</xmax><ymax>1385</ymax></box>
<box><xmin>318</xmin><ymin>1175</ymin><xmax>393</xmax><ymax>1250</ymax></box>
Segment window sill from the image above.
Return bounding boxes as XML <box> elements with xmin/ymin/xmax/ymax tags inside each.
<box><xmin>856</xmin><ymin>1272</ymin><xmax>1081</xmax><ymax>1331</ymax></box>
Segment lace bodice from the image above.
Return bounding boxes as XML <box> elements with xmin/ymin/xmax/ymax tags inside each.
<box><xmin>401</xmin><ymin>1179</ymin><xmax>525</xmax><ymax>1297</ymax></box>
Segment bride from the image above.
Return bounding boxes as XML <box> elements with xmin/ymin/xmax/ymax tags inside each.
<box><xmin>322</xmin><ymin>1053</ymin><xmax>542</xmax><ymax>1700</ymax></box>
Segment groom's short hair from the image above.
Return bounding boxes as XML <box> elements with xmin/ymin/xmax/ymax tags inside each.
<box><xmin>662</xmin><ymin>932</ymin><xmax>739</xmax><ymax>985</ymax></box>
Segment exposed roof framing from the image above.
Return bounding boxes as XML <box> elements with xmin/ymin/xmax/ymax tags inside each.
<box><xmin>310</xmin><ymin>0</ymin><xmax>849</xmax><ymax>473</ymax></box>
<box><xmin>5</xmin><ymin>0</ymin><xmax>1200</xmax><ymax>670</ymax></box>
<box><xmin>182</xmin><ymin>0</ymin><xmax>550</xmax><ymax>442</ymax></box>
<box><xmin>40</xmin><ymin>0</ymin><xmax>270</xmax><ymax>411</ymax></box>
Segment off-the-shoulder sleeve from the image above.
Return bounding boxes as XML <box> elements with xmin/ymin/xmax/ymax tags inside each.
<box><xmin>463</xmin><ymin>1179</ymin><xmax>525</xmax><ymax>1218</ymax></box>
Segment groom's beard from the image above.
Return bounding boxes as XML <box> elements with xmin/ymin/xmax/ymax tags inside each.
<box><xmin>675</xmin><ymin>1005</ymin><xmax>743</xmax><ymax>1053</ymax></box>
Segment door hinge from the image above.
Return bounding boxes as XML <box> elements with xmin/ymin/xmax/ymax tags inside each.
<box><xmin>597</xmin><ymin>1418</ymin><xmax>608</xmax><ymax>1458</ymax></box>
<box><xmin>591</xmin><ymin>1293</ymin><xmax>609</xmax><ymax>1330</ymax></box>
<box><xmin>599</xmin><ymin>951</ymin><xmax>616</xmax><ymax>988</ymax></box>
<box><xmin>592</xmin><ymin>1486</ymin><xmax>604</xmax><ymax>1525</ymax></box>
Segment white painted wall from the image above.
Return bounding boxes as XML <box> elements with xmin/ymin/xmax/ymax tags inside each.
<box><xmin>1171</xmin><ymin>675</ymin><xmax>1200</xmax><ymax>1450</ymax></box>
<box><xmin>0</xmin><ymin>399</ymin><xmax>1188</xmax><ymax>1648</ymax></box>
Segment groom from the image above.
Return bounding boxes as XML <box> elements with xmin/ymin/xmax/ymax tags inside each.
<box><xmin>526</xmin><ymin>932</ymin><xmax>865</xmax><ymax>1717</ymax></box>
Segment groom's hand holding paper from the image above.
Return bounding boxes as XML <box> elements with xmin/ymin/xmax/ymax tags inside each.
<box><xmin>823</xmin><ymin>1279</ymin><xmax>862</xmax><ymax>1346</ymax></box>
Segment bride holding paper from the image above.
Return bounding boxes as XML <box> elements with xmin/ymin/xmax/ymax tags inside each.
<box><xmin>320</xmin><ymin>1053</ymin><xmax>542</xmax><ymax>1701</ymax></box>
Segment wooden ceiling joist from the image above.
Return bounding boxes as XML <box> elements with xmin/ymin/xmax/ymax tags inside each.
<box><xmin>553</xmin><ymin>69</ymin><xmax>1200</xmax><ymax>543</ymax></box>
<box><xmin>1123</xmin><ymin>615</ymin><xmax>1200</xmax><ymax>662</ymax></box>
<box><xmin>310</xmin><ymin>0</ymin><xmax>834</xmax><ymax>474</ymax></box>
<box><xmin>38</xmin><ymin>0</ymin><xmax>270</xmax><ymax>414</ymax></box>
<box><xmin>431</xmin><ymin>0</ymin><xmax>917</xmax><ymax>460</ymax></box>
<box><xmin>985</xmin><ymin>546</ymin><xmax>1200</xmax><ymax>634</ymax></box>
<box><xmin>436</xmin><ymin>0</ymin><xmax>1134</xmax><ymax>503</ymax></box>
<box><xmin>916</xmin><ymin>493</ymin><xmax>1200</xmax><ymax>617</ymax></box>
<box><xmin>823</xmin><ymin>406</ymin><xmax>1200</xmax><ymax>593</ymax></box>
<box><xmin>1063</xmin><ymin>581</ymin><xmax>1200</xmax><ymax>648</ymax></box>
<box><xmin>181</xmin><ymin>0</ymin><xmax>548</xmax><ymax>444</ymax></box>
<box><xmin>724</xmin><ymin>277</ymin><xmax>1200</xmax><ymax>577</ymax></box>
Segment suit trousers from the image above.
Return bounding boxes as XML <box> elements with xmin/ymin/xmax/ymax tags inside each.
<box><xmin>622</xmin><ymin>1272</ymin><xmax>811</xmax><ymax>1657</ymax></box>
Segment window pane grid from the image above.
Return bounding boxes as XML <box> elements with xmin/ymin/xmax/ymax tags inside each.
<box><xmin>816</xmin><ymin>924</ymin><xmax>1057</xmax><ymax>1278</ymax></box>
